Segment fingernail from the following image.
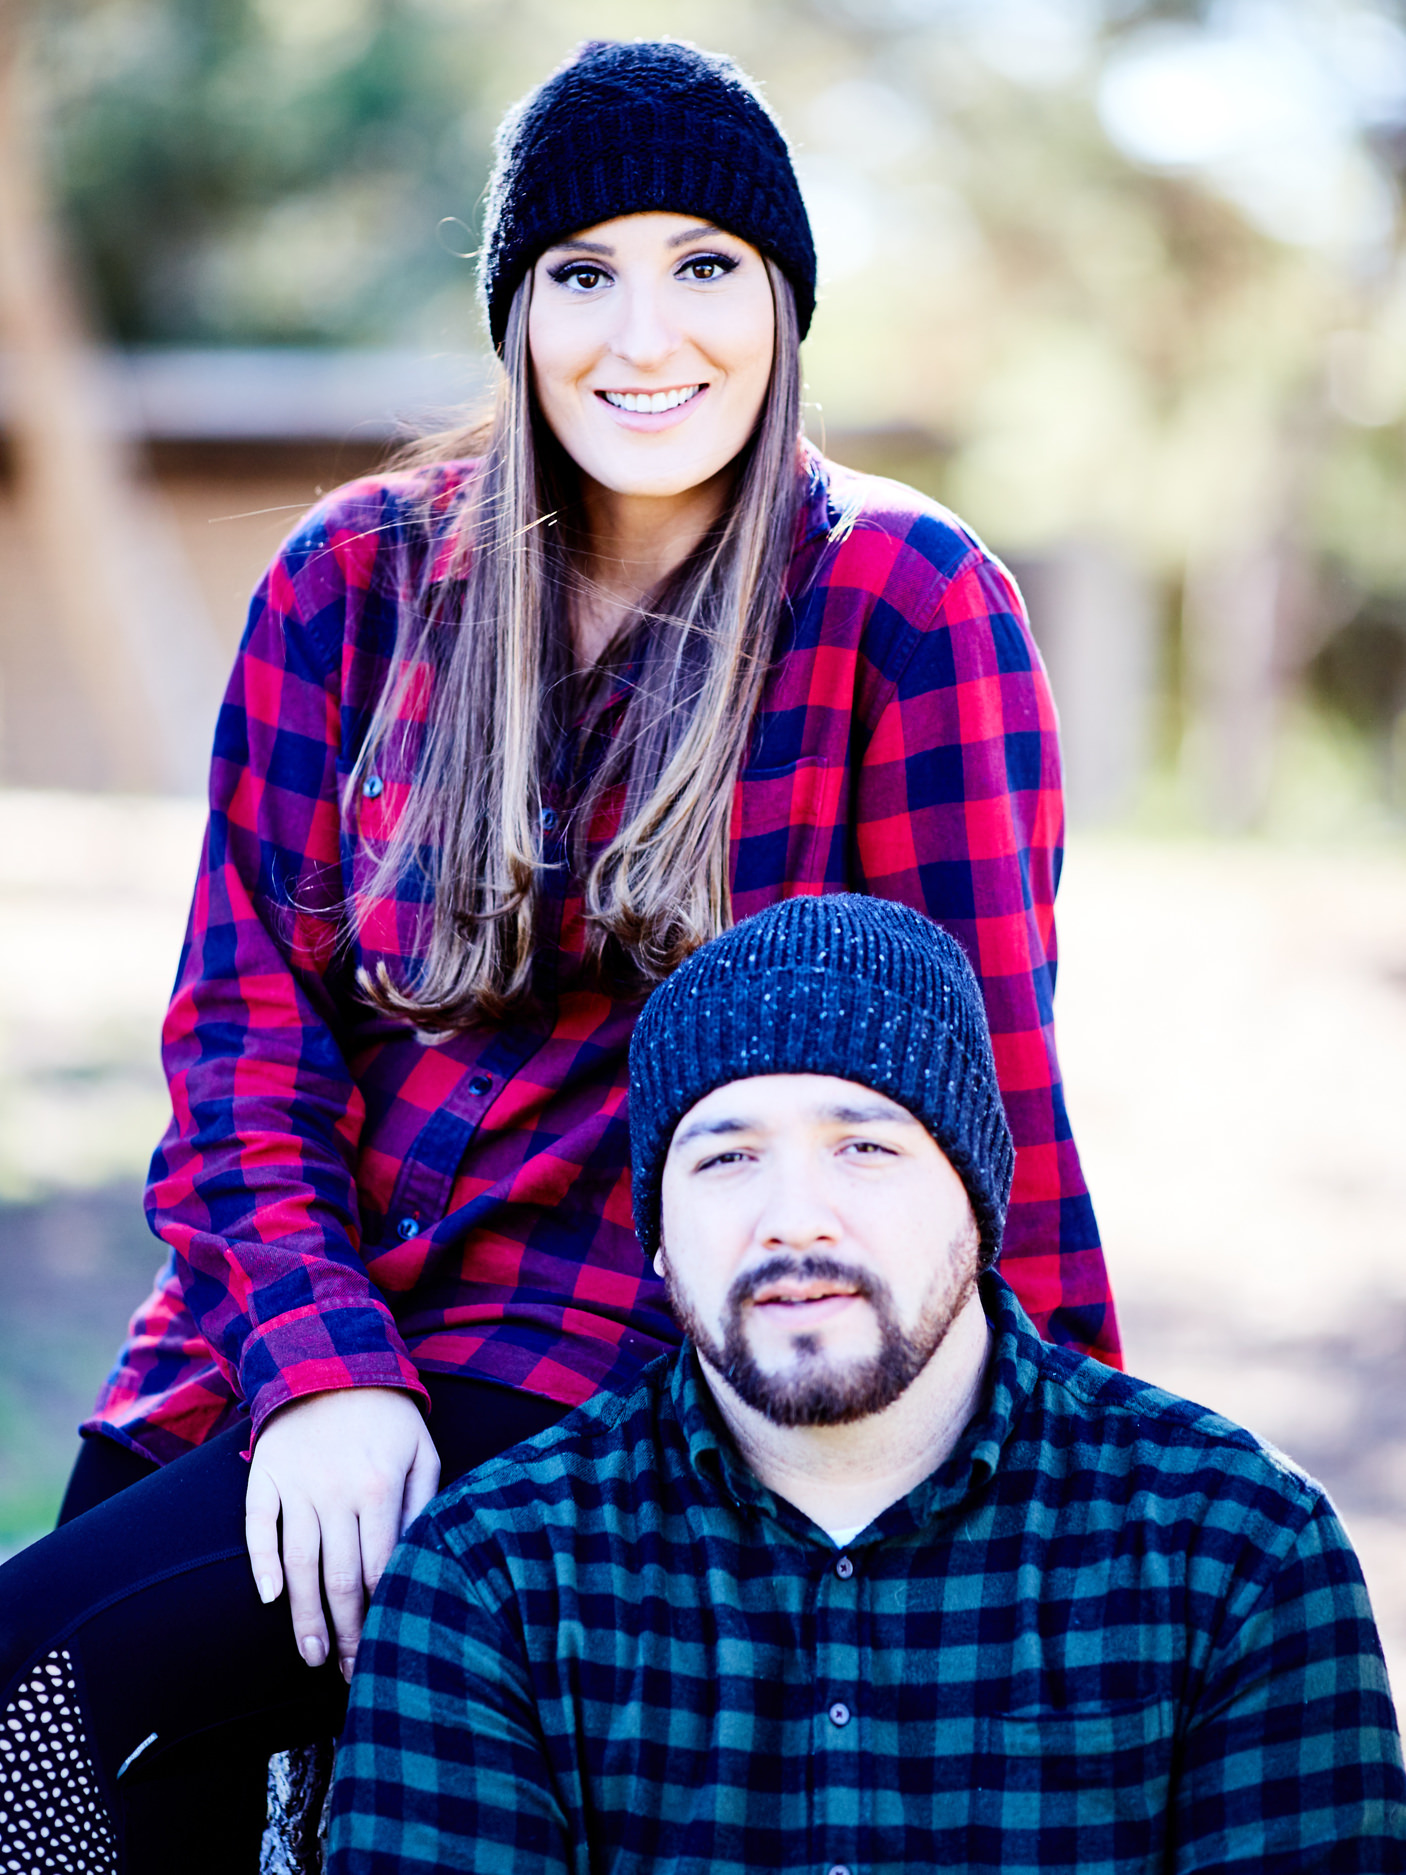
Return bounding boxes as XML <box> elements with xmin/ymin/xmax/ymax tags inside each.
<box><xmin>300</xmin><ymin>1636</ymin><xmax>326</xmax><ymax>1668</ymax></box>
<box><xmin>257</xmin><ymin>1575</ymin><xmax>278</xmax><ymax>1605</ymax></box>
<box><xmin>340</xmin><ymin>1657</ymin><xmax>354</xmax><ymax>1684</ymax></box>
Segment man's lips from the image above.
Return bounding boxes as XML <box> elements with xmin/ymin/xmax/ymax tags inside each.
<box><xmin>730</xmin><ymin>1257</ymin><xmax>877</xmax><ymax>1326</ymax></box>
<box><xmin>748</xmin><ymin>1280</ymin><xmax>865</xmax><ymax>1328</ymax></box>
<box><xmin>750</xmin><ymin>1291</ymin><xmax>864</xmax><ymax>1329</ymax></box>
<box><xmin>751</xmin><ymin>1280</ymin><xmax>862</xmax><ymax>1306</ymax></box>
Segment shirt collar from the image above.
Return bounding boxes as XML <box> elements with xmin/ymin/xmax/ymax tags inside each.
<box><xmin>666</xmin><ymin>1271</ymin><xmax>1048</xmax><ymax>1547</ymax></box>
<box><xmin>795</xmin><ymin>440</ymin><xmax>834</xmax><ymax>547</ymax></box>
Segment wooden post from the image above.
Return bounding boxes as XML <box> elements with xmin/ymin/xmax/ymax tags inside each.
<box><xmin>0</xmin><ymin>4</ymin><xmax>220</xmax><ymax>793</ymax></box>
<box><xmin>1180</xmin><ymin>542</ymin><xmax>1287</xmax><ymax>831</ymax></box>
<box><xmin>1015</xmin><ymin>541</ymin><xmax>1156</xmax><ymax>826</ymax></box>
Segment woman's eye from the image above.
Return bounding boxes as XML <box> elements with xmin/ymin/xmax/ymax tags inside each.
<box><xmin>550</xmin><ymin>263</ymin><xmax>609</xmax><ymax>292</ymax></box>
<box><xmin>679</xmin><ymin>254</ymin><xmax>736</xmax><ymax>283</ymax></box>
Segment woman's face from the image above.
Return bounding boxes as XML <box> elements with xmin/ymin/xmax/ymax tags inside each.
<box><xmin>528</xmin><ymin>212</ymin><xmax>776</xmax><ymax>501</ymax></box>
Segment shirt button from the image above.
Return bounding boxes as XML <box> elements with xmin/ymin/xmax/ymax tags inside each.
<box><xmin>362</xmin><ymin>775</ymin><xmax>384</xmax><ymax>799</ymax></box>
<box><xmin>539</xmin><ymin>805</ymin><xmax>558</xmax><ymax>831</ymax></box>
<box><xmin>468</xmin><ymin>1073</ymin><xmax>492</xmax><ymax>1096</ymax></box>
<box><xmin>827</xmin><ymin>1866</ymin><xmax>853</xmax><ymax>1875</ymax></box>
<box><xmin>835</xmin><ymin>1555</ymin><xmax>854</xmax><ymax>1580</ymax></box>
<box><xmin>827</xmin><ymin>1701</ymin><xmax>851</xmax><ymax>1728</ymax></box>
<box><xmin>396</xmin><ymin>1216</ymin><xmax>420</xmax><ymax>1241</ymax></box>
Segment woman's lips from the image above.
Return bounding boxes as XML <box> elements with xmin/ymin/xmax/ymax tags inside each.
<box><xmin>593</xmin><ymin>383</ymin><xmax>709</xmax><ymax>431</ymax></box>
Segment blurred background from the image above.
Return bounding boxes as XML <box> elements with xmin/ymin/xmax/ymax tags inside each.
<box><xmin>0</xmin><ymin>0</ymin><xmax>1404</xmax><ymax>1695</ymax></box>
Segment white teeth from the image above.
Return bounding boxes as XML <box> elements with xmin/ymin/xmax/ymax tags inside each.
<box><xmin>603</xmin><ymin>385</ymin><xmax>702</xmax><ymax>413</ymax></box>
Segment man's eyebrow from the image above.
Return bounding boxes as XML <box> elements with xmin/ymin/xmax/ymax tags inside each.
<box><xmin>820</xmin><ymin>1101</ymin><xmax>919</xmax><ymax>1127</ymax></box>
<box><xmin>672</xmin><ymin>1099</ymin><xmax>918</xmax><ymax>1151</ymax></box>
<box><xmin>673</xmin><ymin>1115</ymin><xmax>756</xmax><ymax>1150</ymax></box>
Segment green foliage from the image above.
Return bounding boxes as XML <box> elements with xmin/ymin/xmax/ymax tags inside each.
<box><xmin>39</xmin><ymin>0</ymin><xmax>505</xmax><ymax>344</ymax></box>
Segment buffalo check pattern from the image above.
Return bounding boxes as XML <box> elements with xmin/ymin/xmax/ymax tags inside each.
<box><xmin>88</xmin><ymin>446</ymin><xmax>1119</xmax><ymax>1464</ymax></box>
<box><xmin>326</xmin><ymin>1274</ymin><xmax>1406</xmax><ymax>1875</ymax></box>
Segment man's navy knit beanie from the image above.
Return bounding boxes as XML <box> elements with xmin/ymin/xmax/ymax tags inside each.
<box><xmin>480</xmin><ymin>39</ymin><xmax>817</xmax><ymax>353</ymax></box>
<box><xmin>628</xmin><ymin>894</ymin><xmax>1016</xmax><ymax>1270</ymax></box>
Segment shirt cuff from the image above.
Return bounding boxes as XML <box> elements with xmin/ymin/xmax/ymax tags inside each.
<box><xmin>241</xmin><ymin>1306</ymin><xmax>430</xmax><ymax>1451</ymax></box>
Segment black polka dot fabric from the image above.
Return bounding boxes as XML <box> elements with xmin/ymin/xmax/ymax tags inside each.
<box><xmin>0</xmin><ymin>1650</ymin><xmax>116</xmax><ymax>1873</ymax></box>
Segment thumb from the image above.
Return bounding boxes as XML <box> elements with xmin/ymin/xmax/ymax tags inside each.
<box><xmin>400</xmin><ymin>1429</ymin><xmax>441</xmax><ymax>1536</ymax></box>
<box><xmin>244</xmin><ymin>1460</ymin><xmax>285</xmax><ymax>1605</ymax></box>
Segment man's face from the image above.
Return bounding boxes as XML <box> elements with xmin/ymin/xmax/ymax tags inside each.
<box><xmin>656</xmin><ymin>1073</ymin><xmax>980</xmax><ymax>1426</ymax></box>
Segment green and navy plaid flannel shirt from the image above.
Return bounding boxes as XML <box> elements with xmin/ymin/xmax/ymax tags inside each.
<box><xmin>328</xmin><ymin>1275</ymin><xmax>1405</xmax><ymax>1873</ymax></box>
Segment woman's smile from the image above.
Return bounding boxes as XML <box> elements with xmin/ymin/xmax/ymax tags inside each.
<box><xmin>595</xmin><ymin>382</ymin><xmax>710</xmax><ymax>428</ymax></box>
<box><xmin>598</xmin><ymin>383</ymin><xmax>706</xmax><ymax>415</ymax></box>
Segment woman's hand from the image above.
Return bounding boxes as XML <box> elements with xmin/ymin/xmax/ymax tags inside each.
<box><xmin>245</xmin><ymin>1387</ymin><xmax>440</xmax><ymax>1681</ymax></box>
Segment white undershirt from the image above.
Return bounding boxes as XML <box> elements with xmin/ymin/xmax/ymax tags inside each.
<box><xmin>823</xmin><ymin>1523</ymin><xmax>868</xmax><ymax>1549</ymax></box>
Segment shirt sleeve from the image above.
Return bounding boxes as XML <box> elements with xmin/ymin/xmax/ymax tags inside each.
<box><xmin>852</xmin><ymin>546</ymin><xmax>1119</xmax><ymax>1362</ymax></box>
<box><xmin>1173</xmin><ymin>1495</ymin><xmax>1406</xmax><ymax>1869</ymax></box>
<box><xmin>327</xmin><ymin>1526</ymin><xmax>578</xmax><ymax>1875</ymax></box>
<box><xmin>145</xmin><ymin>495</ymin><xmax>427</xmax><ymax>1444</ymax></box>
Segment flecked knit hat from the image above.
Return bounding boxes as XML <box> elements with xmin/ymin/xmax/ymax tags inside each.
<box><xmin>628</xmin><ymin>894</ymin><xmax>1015</xmax><ymax>1269</ymax></box>
<box><xmin>480</xmin><ymin>39</ymin><xmax>817</xmax><ymax>353</ymax></box>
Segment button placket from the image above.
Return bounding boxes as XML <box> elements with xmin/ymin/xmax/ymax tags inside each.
<box><xmin>377</xmin><ymin>1024</ymin><xmax>546</xmax><ymax>1255</ymax></box>
<box><xmin>812</xmin><ymin>1544</ymin><xmax>863</xmax><ymax>1871</ymax></box>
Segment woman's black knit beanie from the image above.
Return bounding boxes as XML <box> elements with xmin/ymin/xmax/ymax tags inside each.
<box><xmin>628</xmin><ymin>894</ymin><xmax>1016</xmax><ymax>1270</ymax></box>
<box><xmin>480</xmin><ymin>39</ymin><xmax>817</xmax><ymax>352</ymax></box>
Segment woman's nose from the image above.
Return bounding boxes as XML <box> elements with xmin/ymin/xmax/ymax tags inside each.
<box><xmin>609</xmin><ymin>278</ymin><xmax>679</xmax><ymax>370</ymax></box>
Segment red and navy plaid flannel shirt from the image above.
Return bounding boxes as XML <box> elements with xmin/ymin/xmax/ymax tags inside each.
<box><xmin>88</xmin><ymin>445</ymin><xmax>1120</xmax><ymax>1465</ymax></box>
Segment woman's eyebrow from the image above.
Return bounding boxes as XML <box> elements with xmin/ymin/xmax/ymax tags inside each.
<box><xmin>666</xmin><ymin>223</ymin><xmax>723</xmax><ymax>247</ymax></box>
<box><xmin>545</xmin><ymin>236</ymin><xmax>614</xmax><ymax>256</ymax></box>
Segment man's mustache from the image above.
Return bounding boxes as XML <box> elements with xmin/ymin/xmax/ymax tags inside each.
<box><xmin>728</xmin><ymin>1255</ymin><xmax>884</xmax><ymax>1312</ymax></box>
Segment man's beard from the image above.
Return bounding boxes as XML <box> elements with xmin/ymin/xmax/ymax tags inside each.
<box><xmin>661</xmin><ymin>1234</ymin><xmax>980</xmax><ymax>1428</ymax></box>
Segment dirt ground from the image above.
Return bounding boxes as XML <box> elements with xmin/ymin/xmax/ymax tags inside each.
<box><xmin>1</xmin><ymin>790</ymin><xmax>1403</xmax><ymax>1708</ymax></box>
<box><xmin>1055</xmin><ymin>833</ymin><xmax>1406</xmax><ymax>1702</ymax></box>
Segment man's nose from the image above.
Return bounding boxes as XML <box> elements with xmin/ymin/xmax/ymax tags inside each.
<box><xmin>756</xmin><ymin>1154</ymin><xmax>843</xmax><ymax>1250</ymax></box>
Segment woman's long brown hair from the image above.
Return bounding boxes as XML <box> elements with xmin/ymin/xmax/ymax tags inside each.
<box><xmin>353</xmin><ymin>260</ymin><xmax>804</xmax><ymax>1030</ymax></box>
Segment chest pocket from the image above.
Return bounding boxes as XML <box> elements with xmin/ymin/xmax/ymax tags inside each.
<box><xmin>970</xmin><ymin>1699</ymin><xmax>1177</xmax><ymax>1865</ymax></box>
<box><xmin>730</xmin><ymin>757</ymin><xmax>846</xmax><ymax>917</ymax></box>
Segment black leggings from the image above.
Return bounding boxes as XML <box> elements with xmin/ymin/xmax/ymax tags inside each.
<box><xmin>0</xmin><ymin>1377</ymin><xmax>569</xmax><ymax>1874</ymax></box>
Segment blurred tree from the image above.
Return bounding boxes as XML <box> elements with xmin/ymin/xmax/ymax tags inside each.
<box><xmin>38</xmin><ymin>0</ymin><xmax>504</xmax><ymax>347</ymax></box>
<box><xmin>768</xmin><ymin>0</ymin><xmax>1406</xmax><ymax>827</ymax></box>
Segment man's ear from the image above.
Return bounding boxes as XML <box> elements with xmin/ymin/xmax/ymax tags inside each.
<box><xmin>652</xmin><ymin>1243</ymin><xmax>666</xmax><ymax>1279</ymax></box>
